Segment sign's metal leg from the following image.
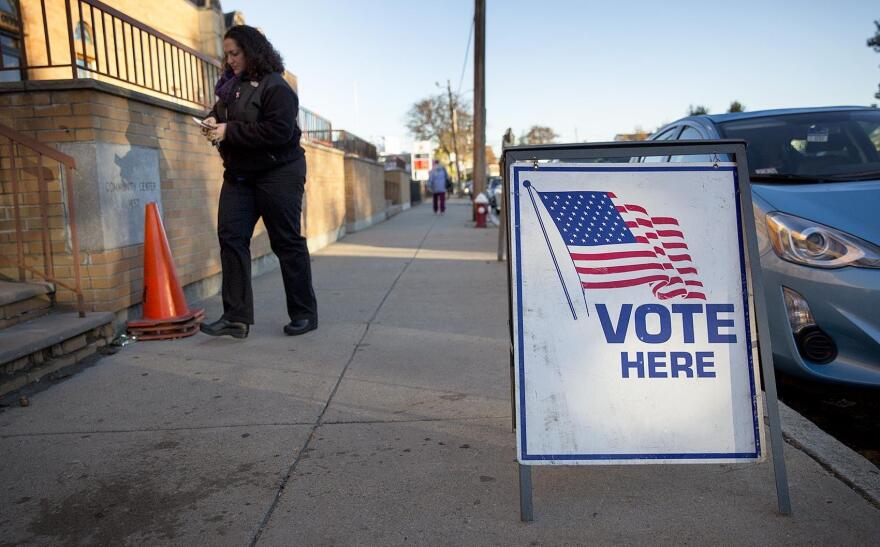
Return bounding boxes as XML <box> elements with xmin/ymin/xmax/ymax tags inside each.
<box><xmin>519</xmin><ymin>463</ymin><xmax>534</xmax><ymax>522</ymax></box>
<box><xmin>497</xmin><ymin>191</ymin><xmax>507</xmax><ymax>261</ymax></box>
<box><xmin>510</xmin><ymin>348</ymin><xmax>517</xmax><ymax>432</ymax></box>
<box><xmin>732</xmin><ymin>148</ymin><xmax>792</xmax><ymax>516</ymax></box>
<box><xmin>761</xmin><ymin>355</ymin><xmax>793</xmax><ymax>515</ymax></box>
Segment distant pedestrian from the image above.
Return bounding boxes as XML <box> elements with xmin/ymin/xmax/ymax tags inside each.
<box><xmin>198</xmin><ymin>25</ymin><xmax>317</xmax><ymax>339</ymax></box>
<box><xmin>427</xmin><ymin>160</ymin><xmax>449</xmax><ymax>215</ymax></box>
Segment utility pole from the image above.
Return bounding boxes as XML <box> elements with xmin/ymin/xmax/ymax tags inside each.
<box><xmin>446</xmin><ymin>79</ymin><xmax>463</xmax><ymax>194</ymax></box>
<box><xmin>473</xmin><ymin>0</ymin><xmax>486</xmax><ymax>198</ymax></box>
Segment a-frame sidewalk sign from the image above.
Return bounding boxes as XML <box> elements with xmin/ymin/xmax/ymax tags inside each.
<box><xmin>502</xmin><ymin>140</ymin><xmax>792</xmax><ymax>521</ymax></box>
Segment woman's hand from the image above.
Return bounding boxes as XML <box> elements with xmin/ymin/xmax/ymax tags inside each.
<box><xmin>200</xmin><ymin>116</ymin><xmax>217</xmax><ymax>137</ymax></box>
<box><xmin>208</xmin><ymin>123</ymin><xmax>227</xmax><ymax>144</ymax></box>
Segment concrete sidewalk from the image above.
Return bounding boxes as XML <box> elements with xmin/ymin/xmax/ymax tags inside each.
<box><xmin>1</xmin><ymin>200</ymin><xmax>878</xmax><ymax>546</ymax></box>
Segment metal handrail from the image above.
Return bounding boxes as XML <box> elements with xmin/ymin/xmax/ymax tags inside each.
<box><xmin>0</xmin><ymin>122</ymin><xmax>85</xmax><ymax>317</ymax></box>
<box><xmin>299</xmin><ymin>107</ymin><xmax>333</xmax><ymax>146</ymax></box>
<box><xmin>76</xmin><ymin>0</ymin><xmax>220</xmax><ymax>65</ymax></box>
<box><xmin>331</xmin><ymin>130</ymin><xmax>378</xmax><ymax>161</ymax></box>
<box><xmin>301</xmin><ymin>129</ymin><xmax>378</xmax><ymax>160</ymax></box>
<box><xmin>0</xmin><ymin>0</ymin><xmax>222</xmax><ymax>109</ymax></box>
<box><xmin>0</xmin><ymin>125</ymin><xmax>77</xmax><ymax>168</ymax></box>
<box><xmin>2</xmin><ymin>1</ymin><xmax>332</xmax><ymax>127</ymax></box>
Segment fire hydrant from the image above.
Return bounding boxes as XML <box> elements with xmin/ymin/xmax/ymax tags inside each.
<box><xmin>474</xmin><ymin>193</ymin><xmax>489</xmax><ymax>228</ymax></box>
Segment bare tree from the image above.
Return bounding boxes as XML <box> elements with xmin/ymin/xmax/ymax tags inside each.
<box><xmin>406</xmin><ymin>92</ymin><xmax>473</xmax><ymax>165</ymax></box>
<box><xmin>869</xmin><ymin>20</ymin><xmax>880</xmax><ymax>100</ymax></box>
<box><xmin>519</xmin><ymin>125</ymin><xmax>558</xmax><ymax>145</ymax></box>
<box><xmin>728</xmin><ymin>101</ymin><xmax>745</xmax><ymax>113</ymax></box>
<box><xmin>687</xmin><ymin>104</ymin><xmax>710</xmax><ymax>116</ymax></box>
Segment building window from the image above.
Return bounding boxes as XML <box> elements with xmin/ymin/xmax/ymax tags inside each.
<box><xmin>0</xmin><ymin>0</ymin><xmax>22</xmax><ymax>82</ymax></box>
<box><xmin>0</xmin><ymin>32</ymin><xmax>22</xmax><ymax>82</ymax></box>
<box><xmin>73</xmin><ymin>21</ymin><xmax>96</xmax><ymax>76</ymax></box>
<box><xmin>0</xmin><ymin>0</ymin><xmax>18</xmax><ymax>20</ymax></box>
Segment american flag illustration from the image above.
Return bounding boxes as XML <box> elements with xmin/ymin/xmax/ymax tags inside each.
<box><xmin>535</xmin><ymin>189</ymin><xmax>706</xmax><ymax>301</ymax></box>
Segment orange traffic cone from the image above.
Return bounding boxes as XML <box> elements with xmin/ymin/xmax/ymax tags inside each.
<box><xmin>126</xmin><ymin>202</ymin><xmax>204</xmax><ymax>340</ymax></box>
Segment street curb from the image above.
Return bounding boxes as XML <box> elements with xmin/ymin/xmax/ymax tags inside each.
<box><xmin>779</xmin><ymin>400</ymin><xmax>880</xmax><ymax>508</ymax></box>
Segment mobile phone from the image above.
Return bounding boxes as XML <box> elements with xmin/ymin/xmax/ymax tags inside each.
<box><xmin>192</xmin><ymin>116</ymin><xmax>216</xmax><ymax>129</ymax></box>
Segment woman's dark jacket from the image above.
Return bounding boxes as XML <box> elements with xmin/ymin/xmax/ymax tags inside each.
<box><xmin>209</xmin><ymin>72</ymin><xmax>306</xmax><ymax>177</ymax></box>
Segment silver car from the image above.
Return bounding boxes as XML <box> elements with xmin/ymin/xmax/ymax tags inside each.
<box><xmin>642</xmin><ymin>107</ymin><xmax>880</xmax><ymax>387</ymax></box>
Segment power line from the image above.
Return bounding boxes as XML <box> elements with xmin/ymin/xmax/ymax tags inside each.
<box><xmin>457</xmin><ymin>15</ymin><xmax>475</xmax><ymax>95</ymax></box>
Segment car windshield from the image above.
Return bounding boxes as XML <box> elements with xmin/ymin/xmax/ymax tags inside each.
<box><xmin>717</xmin><ymin>110</ymin><xmax>880</xmax><ymax>182</ymax></box>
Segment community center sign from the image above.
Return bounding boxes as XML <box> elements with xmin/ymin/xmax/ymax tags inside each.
<box><xmin>508</xmin><ymin>161</ymin><xmax>764</xmax><ymax>464</ymax></box>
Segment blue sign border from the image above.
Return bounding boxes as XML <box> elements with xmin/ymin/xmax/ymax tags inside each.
<box><xmin>512</xmin><ymin>164</ymin><xmax>761</xmax><ymax>462</ymax></box>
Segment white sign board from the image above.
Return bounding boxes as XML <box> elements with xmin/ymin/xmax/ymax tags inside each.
<box><xmin>411</xmin><ymin>140</ymin><xmax>433</xmax><ymax>182</ymax></box>
<box><xmin>509</xmin><ymin>162</ymin><xmax>764</xmax><ymax>465</ymax></box>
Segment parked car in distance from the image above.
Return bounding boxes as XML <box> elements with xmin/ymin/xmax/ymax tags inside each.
<box><xmin>640</xmin><ymin>106</ymin><xmax>880</xmax><ymax>387</ymax></box>
<box><xmin>487</xmin><ymin>176</ymin><xmax>502</xmax><ymax>213</ymax></box>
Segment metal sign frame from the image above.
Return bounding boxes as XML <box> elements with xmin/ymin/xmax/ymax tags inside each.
<box><xmin>502</xmin><ymin>140</ymin><xmax>792</xmax><ymax>521</ymax></box>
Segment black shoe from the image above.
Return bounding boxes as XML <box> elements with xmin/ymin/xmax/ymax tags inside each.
<box><xmin>200</xmin><ymin>318</ymin><xmax>249</xmax><ymax>339</ymax></box>
<box><xmin>284</xmin><ymin>318</ymin><xmax>318</xmax><ymax>336</ymax></box>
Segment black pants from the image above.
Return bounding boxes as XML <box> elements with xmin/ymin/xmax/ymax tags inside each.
<box><xmin>218</xmin><ymin>162</ymin><xmax>317</xmax><ymax>325</ymax></box>
<box><xmin>432</xmin><ymin>191</ymin><xmax>446</xmax><ymax>213</ymax></box>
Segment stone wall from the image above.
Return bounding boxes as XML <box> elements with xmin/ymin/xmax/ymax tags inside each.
<box><xmin>343</xmin><ymin>155</ymin><xmax>385</xmax><ymax>233</ymax></box>
<box><xmin>302</xmin><ymin>142</ymin><xmax>346</xmax><ymax>251</ymax></box>
<box><xmin>384</xmin><ymin>168</ymin><xmax>411</xmax><ymax>210</ymax></box>
<box><xmin>0</xmin><ymin>80</ymin><xmax>350</xmax><ymax>316</ymax></box>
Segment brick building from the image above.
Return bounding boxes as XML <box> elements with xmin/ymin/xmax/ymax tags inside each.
<box><xmin>0</xmin><ymin>0</ymin><xmax>403</xmax><ymax>395</ymax></box>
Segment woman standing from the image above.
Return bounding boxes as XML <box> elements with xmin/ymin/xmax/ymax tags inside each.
<box><xmin>199</xmin><ymin>25</ymin><xmax>317</xmax><ymax>339</ymax></box>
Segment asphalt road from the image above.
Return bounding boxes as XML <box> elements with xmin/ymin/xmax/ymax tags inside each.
<box><xmin>777</xmin><ymin>374</ymin><xmax>880</xmax><ymax>468</ymax></box>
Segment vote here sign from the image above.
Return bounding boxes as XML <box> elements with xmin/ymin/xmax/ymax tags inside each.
<box><xmin>509</xmin><ymin>162</ymin><xmax>765</xmax><ymax>465</ymax></box>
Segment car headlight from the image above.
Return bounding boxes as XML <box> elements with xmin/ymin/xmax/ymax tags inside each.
<box><xmin>766</xmin><ymin>212</ymin><xmax>880</xmax><ymax>269</ymax></box>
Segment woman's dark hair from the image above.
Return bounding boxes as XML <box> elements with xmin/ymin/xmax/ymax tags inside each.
<box><xmin>224</xmin><ymin>25</ymin><xmax>284</xmax><ymax>78</ymax></box>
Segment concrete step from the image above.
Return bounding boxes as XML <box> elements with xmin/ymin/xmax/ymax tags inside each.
<box><xmin>0</xmin><ymin>281</ymin><xmax>55</xmax><ymax>330</ymax></box>
<box><xmin>0</xmin><ymin>311</ymin><xmax>116</xmax><ymax>397</ymax></box>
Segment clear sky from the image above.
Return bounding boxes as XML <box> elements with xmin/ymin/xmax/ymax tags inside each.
<box><xmin>222</xmin><ymin>0</ymin><xmax>879</xmax><ymax>153</ymax></box>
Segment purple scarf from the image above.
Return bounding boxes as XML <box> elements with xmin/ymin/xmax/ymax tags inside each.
<box><xmin>215</xmin><ymin>69</ymin><xmax>240</xmax><ymax>104</ymax></box>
